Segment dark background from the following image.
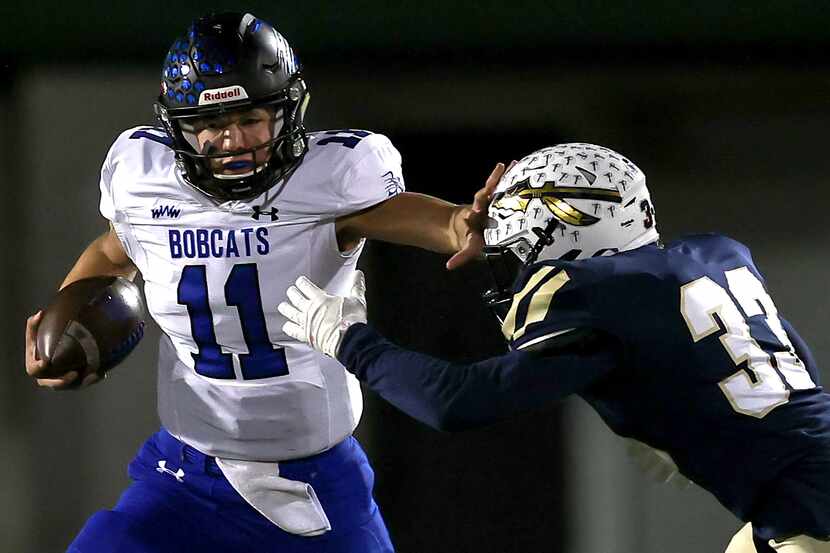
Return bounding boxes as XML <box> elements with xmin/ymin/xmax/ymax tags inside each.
<box><xmin>2</xmin><ymin>2</ymin><xmax>829</xmax><ymax>552</ymax></box>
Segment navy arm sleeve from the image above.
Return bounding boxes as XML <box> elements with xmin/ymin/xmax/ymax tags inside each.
<box><xmin>337</xmin><ymin>323</ymin><xmax>617</xmax><ymax>431</ymax></box>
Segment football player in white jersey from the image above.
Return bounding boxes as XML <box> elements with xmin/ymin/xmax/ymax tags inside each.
<box><xmin>23</xmin><ymin>12</ymin><xmax>506</xmax><ymax>553</ymax></box>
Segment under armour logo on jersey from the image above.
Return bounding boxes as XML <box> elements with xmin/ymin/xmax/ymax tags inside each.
<box><xmin>151</xmin><ymin>205</ymin><xmax>182</xmax><ymax>219</ymax></box>
<box><xmin>156</xmin><ymin>460</ymin><xmax>185</xmax><ymax>482</ymax></box>
<box><xmin>252</xmin><ymin>206</ymin><xmax>279</xmax><ymax>221</ymax></box>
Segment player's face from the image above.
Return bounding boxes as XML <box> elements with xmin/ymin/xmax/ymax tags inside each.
<box><xmin>182</xmin><ymin>107</ymin><xmax>283</xmax><ymax>176</ymax></box>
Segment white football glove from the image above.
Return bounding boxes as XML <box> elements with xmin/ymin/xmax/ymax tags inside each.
<box><xmin>278</xmin><ymin>271</ymin><xmax>368</xmax><ymax>358</ymax></box>
<box><xmin>625</xmin><ymin>439</ymin><xmax>692</xmax><ymax>489</ymax></box>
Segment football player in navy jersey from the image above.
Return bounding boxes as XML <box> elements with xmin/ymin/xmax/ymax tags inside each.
<box><xmin>23</xmin><ymin>12</ymin><xmax>506</xmax><ymax>553</ymax></box>
<box><xmin>281</xmin><ymin>143</ymin><xmax>830</xmax><ymax>553</ymax></box>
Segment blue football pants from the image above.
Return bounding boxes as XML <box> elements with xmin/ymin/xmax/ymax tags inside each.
<box><xmin>68</xmin><ymin>429</ymin><xmax>394</xmax><ymax>553</ymax></box>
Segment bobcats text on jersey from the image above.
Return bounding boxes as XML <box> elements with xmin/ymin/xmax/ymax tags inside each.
<box><xmin>168</xmin><ymin>227</ymin><xmax>270</xmax><ymax>258</ymax></box>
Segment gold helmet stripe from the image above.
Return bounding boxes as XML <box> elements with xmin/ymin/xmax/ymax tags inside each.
<box><xmin>491</xmin><ymin>179</ymin><xmax>623</xmax><ymax>227</ymax></box>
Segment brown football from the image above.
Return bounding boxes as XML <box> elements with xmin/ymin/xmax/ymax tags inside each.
<box><xmin>35</xmin><ymin>276</ymin><xmax>146</xmax><ymax>380</ymax></box>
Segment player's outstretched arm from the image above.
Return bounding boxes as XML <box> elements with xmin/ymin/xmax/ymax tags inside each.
<box><xmin>279</xmin><ymin>274</ymin><xmax>615</xmax><ymax>431</ymax></box>
<box><xmin>337</xmin><ymin>324</ymin><xmax>615</xmax><ymax>431</ymax></box>
<box><xmin>334</xmin><ymin>163</ymin><xmax>508</xmax><ymax>270</ymax></box>
<box><xmin>25</xmin><ymin>224</ymin><xmax>138</xmax><ymax>390</ymax></box>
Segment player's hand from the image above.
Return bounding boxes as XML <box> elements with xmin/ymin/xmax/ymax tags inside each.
<box><xmin>625</xmin><ymin>439</ymin><xmax>692</xmax><ymax>489</ymax></box>
<box><xmin>278</xmin><ymin>272</ymin><xmax>368</xmax><ymax>358</ymax></box>
<box><xmin>25</xmin><ymin>311</ymin><xmax>100</xmax><ymax>390</ymax></box>
<box><xmin>446</xmin><ymin>161</ymin><xmax>516</xmax><ymax>270</ymax></box>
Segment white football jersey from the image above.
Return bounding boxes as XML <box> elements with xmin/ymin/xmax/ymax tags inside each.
<box><xmin>99</xmin><ymin>127</ymin><xmax>405</xmax><ymax>461</ymax></box>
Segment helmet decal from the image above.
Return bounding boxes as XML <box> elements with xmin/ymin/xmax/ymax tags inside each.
<box><xmin>198</xmin><ymin>85</ymin><xmax>249</xmax><ymax>105</ymax></box>
<box><xmin>492</xmin><ymin>177</ymin><xmax>622</xmax><ymax>227</ymax></box>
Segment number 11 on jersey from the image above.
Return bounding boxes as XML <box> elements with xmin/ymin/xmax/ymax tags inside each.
<box><xmin>178</xmin><ymin>263</ymin><xmax>289</xmax><ymax>380</ymax></box>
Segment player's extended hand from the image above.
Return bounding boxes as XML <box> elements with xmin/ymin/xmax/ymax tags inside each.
<box><xmin>445</xmin><ymin>162</ymin><xmax>504</xmax><ymax>270</ymax></box>
<box><xmin>446</xmin><ymin>161</ymin><xmax>516</xmax><ymax>270</ymax></box>
<box><xmin>278</xmin><ymin>272</ymin><xmax>368</xmax><ymax>358</ymax></box>
<box><xmin>625</xmin><ymin>439</ymin><xmax>692</xmax><ymax>489</ymax></box>
<box><xmin>25</xmin><ymin>311</ymin><xmax>99</xmax><ymax>390</ymax></box>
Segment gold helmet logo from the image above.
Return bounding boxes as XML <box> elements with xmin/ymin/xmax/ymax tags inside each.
<box><xmin>491</xmin><ymin>177</ymin><xmax>622</xmax><ymax>226</ymax></box>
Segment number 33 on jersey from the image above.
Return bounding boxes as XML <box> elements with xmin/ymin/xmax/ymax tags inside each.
<box><xmin>496</xmin><ymin>232</ymin><xmax>830</xmax><ymax>535</ymax></box>
<box><xmin>502</xmin><ymin>234</ymin><xmax>819</xmax><ymax>421</ymax></box>
<box><xmin>681</xmin><ymin>266</ymin><xmax>814</xmax><ymax>417</ymax></box>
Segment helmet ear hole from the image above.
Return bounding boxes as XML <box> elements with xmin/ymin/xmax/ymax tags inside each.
<box><xmin>511</xmin><ymin>239</ymin><xmax>533</xmax><ymax>261</ymax></box>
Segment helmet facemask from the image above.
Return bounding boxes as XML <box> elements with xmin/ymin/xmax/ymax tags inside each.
<box><xmin>154</xmin><ymin>12</ymin><xmax>309</xmax><ymax>202</ymax></box>
<box><xmin>158</xmin><ymin>84</ymin><xmax>308</xmax><ymax>201</ymax></box>
<box><xmin>180</xmin><ymin>106</ymin><xmax>285</xmax><ymax>177</ymax></box>
<box><xmin>482</xmin><ymin>218</ymin><xmax>560</xmax><ymax>323</ymax></box>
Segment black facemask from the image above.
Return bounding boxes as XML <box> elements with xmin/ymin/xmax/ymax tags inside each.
<box><xmin>481</xmin><ymin>218</ymin><xmax>561</xmax><ymax>323</ymax></box>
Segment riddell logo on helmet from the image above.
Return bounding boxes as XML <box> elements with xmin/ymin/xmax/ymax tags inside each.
<box><xmin>198</xmin><ymin>85</ymin><xmax>249</xmax><ymax>106</ymax></box>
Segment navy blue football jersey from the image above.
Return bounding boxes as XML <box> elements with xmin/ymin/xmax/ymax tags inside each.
<box><xmin>338</xmin><ymin>234</ymin><xmax>830</xmax><ymax>541</ymax></box>
<box><xmin>504</xmin><ymin>233</ymin><xmax>830</xmax><ymax>538</ymax></box>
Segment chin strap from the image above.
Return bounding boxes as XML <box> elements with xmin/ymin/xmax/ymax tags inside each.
<box><xmin>525</xmin><ymin>218</ymin><xmax>560</xmax><ymax>267</ymax></box>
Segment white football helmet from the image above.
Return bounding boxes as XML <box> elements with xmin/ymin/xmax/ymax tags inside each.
<box><xmin>483</xmin><ymin>143</ymin><xmax>659</xmax><ymax>313</ymax></box>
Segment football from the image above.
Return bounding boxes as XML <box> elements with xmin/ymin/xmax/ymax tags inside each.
<box><xmin>36</xmin><ymin>276</ymin><xmax>146</xmax><ymax>380</ymax></box>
